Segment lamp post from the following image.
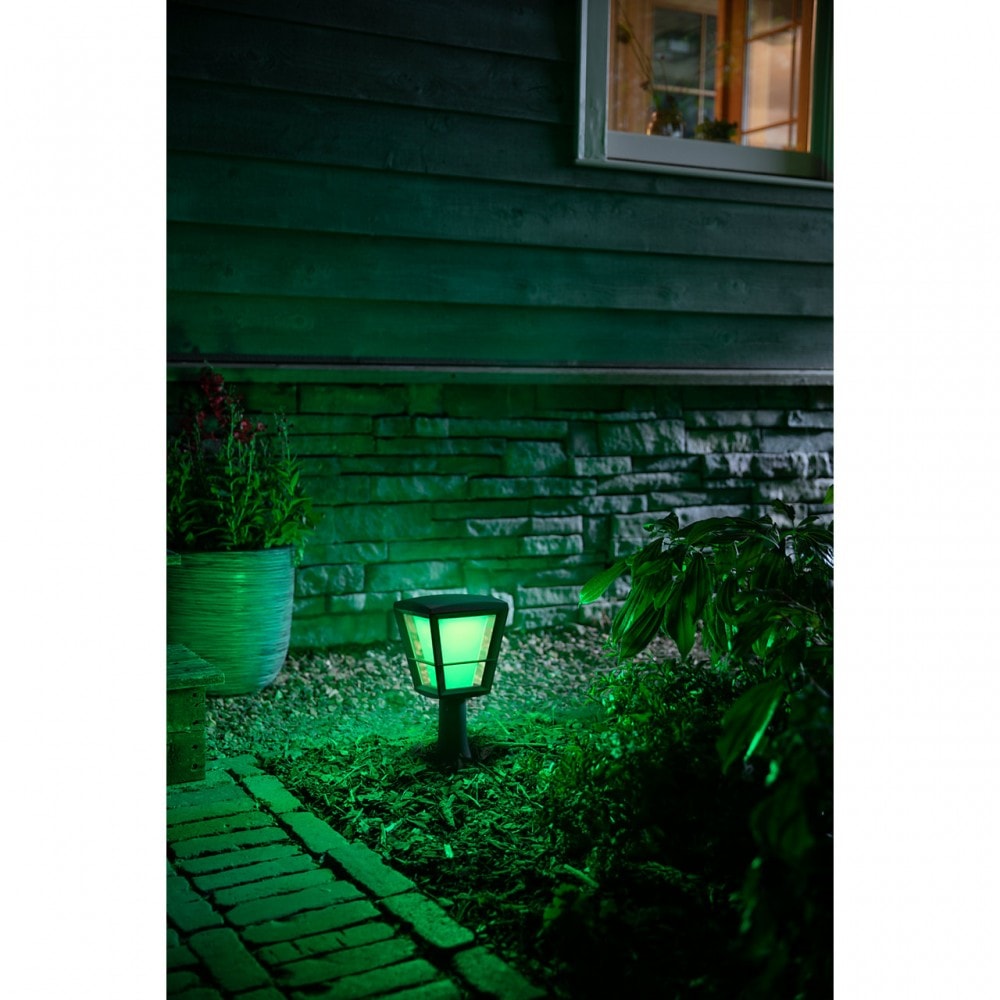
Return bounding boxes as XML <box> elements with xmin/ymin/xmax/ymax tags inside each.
<box><xmin>393</xmin><ymin>594</ymin><xmax>509</xmax><ymax>765</ymax></box>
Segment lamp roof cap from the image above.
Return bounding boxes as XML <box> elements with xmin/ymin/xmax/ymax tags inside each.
<box><xmin>394</xmin><ymin>593</ymin><xmax>509</xmax><ymax>617</ymax></box>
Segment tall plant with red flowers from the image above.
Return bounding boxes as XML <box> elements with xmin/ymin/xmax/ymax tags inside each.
<box><xmin>167</xmin><ymin>370</ymin><xmax>317</xmax><ymax>556</ymax></box>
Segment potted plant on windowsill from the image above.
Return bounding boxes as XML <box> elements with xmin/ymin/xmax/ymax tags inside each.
<box><xmin>167</xmin><ymin>369</ymin><xmax>318</xmax><ymax>696</ymax></box>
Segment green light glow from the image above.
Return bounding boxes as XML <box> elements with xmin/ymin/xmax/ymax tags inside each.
<box><xmin>439</xmin><ymin>614</ymin><xmax>493</xmax><ymax>690</ymax></box>
<box><xmin>401</xmin><ymin>611</ymin><xmax>495</xmax><ymax>692</ymax></box>
<box><xmin>402</xmin><ymin>613</ymin><xmax>434</xmax><ymax>687</ymax></box>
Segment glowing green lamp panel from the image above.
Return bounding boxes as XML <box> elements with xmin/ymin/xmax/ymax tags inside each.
<box><xmin>401</xmin><ymin>611</ymin><xmax>495</xmax><ymax>692</ymax></box>
<box><xmin>438</xmin><ymin>614</ymin><xmax>494</xmax><ymax>690</ymax></box>
<box><xmin>401</xmin><ymin>613</ymin><xmax>434</xmax><ymax>688</ymax></box>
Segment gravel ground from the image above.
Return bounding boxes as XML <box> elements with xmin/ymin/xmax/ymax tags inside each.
<box><xmin>205</xmin><ymin>623</ymin><xmax>683</xmax><ymax>764</ymax></box>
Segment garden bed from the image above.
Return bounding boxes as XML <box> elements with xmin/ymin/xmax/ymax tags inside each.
<box><xmin>203</xmin><ymin>624</ymin><xmax>760</xmax><ymax>996</ymax></box>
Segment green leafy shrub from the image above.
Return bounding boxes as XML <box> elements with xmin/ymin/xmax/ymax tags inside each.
<box><xmin>554</xmin><ymin>501</ymin><xmax>833</xmax><ymax>997</ymax></box>
<box><xmin>538</xmin><ymin>657</ymin><xmax>760</xmax><ymax>996</ymax></box>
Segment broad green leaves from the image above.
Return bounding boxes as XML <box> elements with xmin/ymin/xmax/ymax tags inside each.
<box><xmin>716</xmin><ymin>678</ymin><xmax>783</xmax><ymax>773</ymax></box>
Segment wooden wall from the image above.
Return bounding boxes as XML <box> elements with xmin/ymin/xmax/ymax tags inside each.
<box><xmin>166</xmin><ymin>0</ymin><xmax>833</xmax><ymax>380</ymax></box>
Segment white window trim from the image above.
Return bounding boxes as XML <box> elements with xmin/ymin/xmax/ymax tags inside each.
<box><xmin>576</xmin><ymin>0</ymin><xmax>832</xmax><ymax>188</ymax></box>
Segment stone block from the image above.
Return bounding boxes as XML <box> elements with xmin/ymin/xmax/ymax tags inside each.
<box><xmin>377</xmin><ymin>436</ymin><xmax>507</xmax><ymax>457</ymax></box>
<box><xmin>292</xmin><ymin>595</ymin><xmax>327</xmax><ymax>618</ymax></box>
<box><xmin>224</xmin><ymin>882</ymin><xmax>365</xmax><ymax>928</ymax></box>
<box><xmin>187</xmin><ymin>928</ymin><xmax>271</xmax><ymax>992</ymax></box>
<box><xmin>686</xmin><ymin>409</ymin><xmax>784</xmax><ymax>428</ymax></box>
<box><xmin>327</xmin><ymin>591</ymin><xmax>400</xmax><ymax>614</ymax></box>
<box><xmin>315</xmin><ymin>503</ymin><xmax>437</xmax><ymax>543</ymax></box>
<box><xmin>367</xmin><ymin>561</ymin><xmax>463</xmax><ymax>591</ymax></box>
<box><xmin>566</xmin><ymin>422</ymin><xmax>599</xmax><ymax>457</ymax></box>
<box><xmin>516</xmin><ymin>585</ymin><xmax>582</xmax><ymax>608</ymax></box>
<box><xmin>597</xmin><ymin>419</ymin><xmax>685</xmax><ymax>456</ymax></box>
<box><xmin>282</xmin><ymin>812</ymin><xmax>416</xmax><ymax>898</ymax></box>
<box><xmin>386</xmin><ymin>538</ymin><xmax>512</xmax><ymax>562</ymax></box>
<box><xmin>449</xmin><ymin>417</ymin><xmax>567</xmax><ymax>440</ymax></box>
<box><xmin>169</xmin><ymin>826</ymin><xmax>291</xmax><ymax>860</ymax></box>
<box><xmin>570</xmin><ymin>455</ymin><xmax>632</xmax><ymax>476</ymax></box>
<box><xmin>443</xmin><ymin>384</ymin><xmax>536</xmax><ymax>417</ymax></box>
<box><xmin>301</xmin><ymin>542</ymin><xmax>387</xmax><ymax>565</ymax></box>
<box><xmin>177</xmin><ymin>843</ymin><xmax>303</xmax><ymax>877</ymax></box>
<box><xmin>294</xmin><ymin>434</ymin><xmax>374</xmax><ymax>457</ymax></box>
<box><xmin>649</xmin><ymin>488</ymin><xmax>752</xmax><ymax>509</ymax></box>
<box><xmin>380</xmin><ymin>892</ymin><xmax>475</xmax><ymax>950</ymax></box>
<box><xmin>167</xmin><ymin>875</ymin><xmax>224</xmax><ymax>933</ymax></box>
<box><xmin>291</xmin><ymin>613</ymin><xmax>390</xmax><ymax>649</ymax></box>
<box><xmin>299</xmin><ymin>959</ymin><xmax>440</xmax><ymax>1000</ymax></box>
<box><xmin>452</xmin><ymin>946</ymin><xmax>546</xmax><ymax>999</ymax></box>
<box><xmin>751</xmin><ymin>452</ymin><xmax>833</xmax><ymax>479</ymax></box>
<box><xmin>300</xmin><ymin>384</ymin><xmax>407</xmax><ymax>415</ymax></box>
<box><xmin>529</xmin><ymin>515</ymin><xmax>583</xmax><ymax>535</ymax></box>
<box><xmin>468</xmin><ymin>478</ymin><xmax>593</xmax><ymax>499</ymax></box>
<box><xmin>240</xmin><ymin>900</ymin><xmax>382</xmax><ymax>946</ymax></box>
<box><xmin>254</xmin><ymin>921</ymin><xmax>394</xmax><ymax>965</ymax></box>
<box><xmin>432</xmin><ymin>499</ymin><xmax>532</xmax><ymax>521</ymax></box>
<box><xmin>465</xmin><ymin>517</ymin><xmax>531</xmax><ymax>537</ymax></box>
<box><xmin>503</xmin><ymin>440</ymin><xmax>567</xmax><ymax>476</ymax></box>
<box><xmin>373</xmin><ymin>475</ymin><xmax>469</xmax><ymax>502</ymax></box>
<box><xmin>787</xmin><ymin>409</ymin><xmax>835</xmax><ymax>428</ymax></box>
<box><xmin>191</xmin><ymin>852</ymin><xmax>312</xmax><ymax>892</ymax></box>
<box><xmin>168</xmin><ymin>811</ymin><xmax>278</xmax><ymax>844</ymax></box>
<box><xmin>535</xmin><ymin>384</ymin><xmax>622</xmax><ymax>412</ymax></box>
<box><xmin>702</xmin><ymin>453</ymin><xmax>754</xmax><ymax>479</ymax></box>
<box><xmin>273</xmin><ymin>938</ymin><xmax>418</xmax><ymax>988</ymax></box>
<box><xmin>684</xmin><ymin>429</ymin><xmax>762</xmax><ymax>454</ymax></box>
<box><xmin>408</xmin><ymin>384</ymin><xmax>443</xmax><ymax>415</ymax></box>
<box><xmin>242</xmin><ymin>774</ymin><xmax>305</xmax><ymax>815</ymax></box>
<box><xmin>756</xmin><ymin>478</ymin><xmax>834</xmax><ymax>504</ymax></box>
<box><xmin>519</xmin><ymin>534</ymin><xmax>584</xmax><ymax>556</ymax></box>
<box><xmin>680</xmin><ymin>385</ymin><xmax>760</xmax><ymax>409</ymax></box>
<box><xmin>575</xmin><ymin>494</ymin><xmax>648</xmax><ymax>515</ymax></box>
<box><xmin>290</xmin><ymin>414</ymin><xmax>373</xmax><ymax>434</ymax></box>
<box><xmin>760</xmin><ymin>430</ymin><xmax>833</xmax><ymax>453</ymax></box>
<box><xmin>596</xmin><ymin>471</ymin><xmax>700</xmax><ymax>494</ymax></box>
<box><xmin>167</xmin><ymin>787</ymin><xmax>257</xmax><ymax>828</ymax></box>
<box><xmin>301</xmin><ymin>475</ymin><xmax>371</xmax><ymax>505</ymax></box>
<box><xmin>296</xmin><ymin>564</ymin><xmax>365</xmax><ymax>598</ymax></box>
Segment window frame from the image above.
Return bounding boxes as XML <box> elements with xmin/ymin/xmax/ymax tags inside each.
<box><xmin>576</xmin><ymin>0</ymin><xmax>833</xmax><ymax>187</ymax></box>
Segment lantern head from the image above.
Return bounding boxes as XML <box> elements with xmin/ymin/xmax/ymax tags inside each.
<box><xmin>393</xmin><ymin>594</ymin><xmax>509</xmax><ymax>699</ymax></box>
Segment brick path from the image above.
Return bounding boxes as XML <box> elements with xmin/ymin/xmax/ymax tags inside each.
<box><xmin>168</xmin><ymin>756</ymin><xmax>547</xmax><ymax>999</ymax></box>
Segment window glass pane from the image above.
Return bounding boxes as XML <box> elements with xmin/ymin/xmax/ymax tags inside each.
<box><xmin>652</xmin><ymin>9</ymin><xmax>702</xmax><ymax>89</ymax></box>
<box><xmin>748</xmin><ymin>0</ymin><xmax>794</xmax><ymax>36</ymax></box>
<box><xmin>744</xmin><ymin>123</ymin><xmax>792</xmax><ymax>148</ymax></box>
<box><xmin>704</xmin><ymin>15</ymin><xmax>716</xmax><ymax>90</ymax></box>
<box><xmin>598</xmin><ymin>0</ymin><xmax>822</xmax><ymax>172</ymax></box>
<box><xmin>744</xmin><ymin>30</ymin><xmax>794</xmax><ymax>132</ymax></box>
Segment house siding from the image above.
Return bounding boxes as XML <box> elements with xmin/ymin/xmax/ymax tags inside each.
<box><xmin>167</xmin><ymin>0</ymin><xmax>832</xmax><ymax>375</ymax></box>
<box><xmin>166</xmin><ymin>0</ymin><xmax>833</xmax><ymax>648</ymax></box>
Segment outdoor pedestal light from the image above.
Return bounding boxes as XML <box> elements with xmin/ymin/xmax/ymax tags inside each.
<box><xmin>393</xmin><ymin>594</ymin><xmax>509</xmax><ymax>764</ymax></box>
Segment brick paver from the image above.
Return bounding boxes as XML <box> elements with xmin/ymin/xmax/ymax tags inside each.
<box><xmin>167</xmin><ymin>756</ymin><xmax>548</xmax><ymax>998</ymax></box>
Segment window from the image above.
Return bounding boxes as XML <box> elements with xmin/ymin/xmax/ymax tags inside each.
<box><xmin>578</xmin><ymin>0</ymin><xmax>832</xmax><ymax>183</ymax></box>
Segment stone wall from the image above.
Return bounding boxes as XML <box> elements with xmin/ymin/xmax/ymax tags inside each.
<box><xmin>172</xmin><ymin>379</ymin><xmax>832</xmax><ymax>649</ymax></box>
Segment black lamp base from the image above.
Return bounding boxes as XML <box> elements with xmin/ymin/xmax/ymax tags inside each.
<box><xmin>437</xmin><ymin>696</ymin><xmax>472</xmax><ymax>764</ymax></box>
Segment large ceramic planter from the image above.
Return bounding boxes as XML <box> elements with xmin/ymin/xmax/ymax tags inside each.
<box><xmin>167</xmin><ymin>547</ymin><xmax>295</xmax><ymax>697</ymax></box>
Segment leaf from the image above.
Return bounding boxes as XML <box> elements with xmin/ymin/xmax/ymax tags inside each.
<box><xmin>823</xmin><ymin>483</ymin><xmax>834</xmax><ymax>505</ymax></box>
<box><xmin>749</xmin><ymin>781</ymin><xmax>816</xmax><ymax>860</ymax></box>
<box><xmin>680</xmin><ymin>550</ymin><xmax>712</xmax><ymax>622</ymax></box>
<box><xmin>665</xmin><ymin>599</ymin><xmax>696</xmax><ymax>658</ymax></box>
<box><xmin>770</xmin><ymin>500</ymin><xmax>796</xmax><ymax>521</ymax></box>
<box><xmin>717</xmin><ymin>678</ymin><xmax>784</xmax><ymax>772</ymax></box>
<box><xmin>579</xmin><ymin>558</ymin><xmax>628</xmax><ymax>605</ymax></box>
